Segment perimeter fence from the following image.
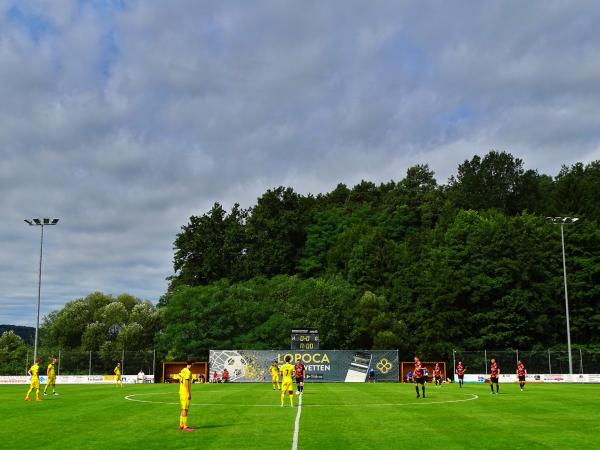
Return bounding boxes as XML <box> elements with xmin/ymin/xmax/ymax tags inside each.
<box><xmin>1</xmin><ymin>350</ymin><xmax>163</xmax><ymax>377</ymax></box>
<box><xmin>452</xmin><ymin>350</ymin><xmax>600</xmax><ymax>374</ymax></box>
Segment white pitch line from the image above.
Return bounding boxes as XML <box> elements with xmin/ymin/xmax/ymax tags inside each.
<box><xmin>291</xmin><ymin>394</ymin><xmax>302</xmax><ymax>450</ymax></box>
<box><xmin>124</xmin><ymin>393</ymin><xmax>479</xmax><ymax>408</ymax></box>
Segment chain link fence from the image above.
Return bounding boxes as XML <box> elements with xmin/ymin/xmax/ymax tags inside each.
<box><xmin>9</xmin><ymin>350</ymin><xmax>159</xmax><ymax>377</ymax></box>
<box><xmin>451</xmin><ymin>350</ymin><xmax>600</xmax><ymax>375</ymax></box>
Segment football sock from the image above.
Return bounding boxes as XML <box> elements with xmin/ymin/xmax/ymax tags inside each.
<box><xmin>36</xmin><ymin>388</ymin><xmax>40</xmax><ymax>400</ymax></box>
<box><xmin>415</xmin><ymin>385</ymin><xmax>419</xmax><ymax>396</ymax></box>
<box><xmin>289</xmin><ymin>394</ymin><xmax>293</xmax><ymax>406</ymax></box>
<box><xmin>490</xmin><ymin>384</ymin><xmax>494</xmax><ymax>393</ymax></box>
<box><xmin>422</xmin><ymin>386</ymin><xmax>425</xmax><ymax>397</ymax></box>
<box><xmin>179</xmin><ymin>416</ymin><xmax>183</xmax><ymax>427</ymax></box>
<box><xmin>281</xmin><ymin>392</ymin><xmax>285</xmax><ymax>405</ymax></box>
<box><xmin>496</xmin><ymin>384</ymin><xmax>499</xmax><ymax>393</ymax></box>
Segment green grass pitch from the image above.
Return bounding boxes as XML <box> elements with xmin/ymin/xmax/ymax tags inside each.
<box><xmin>2</xmin><ymin>382</ymin><xmax>599</xmax><ymax>449</ymax></box>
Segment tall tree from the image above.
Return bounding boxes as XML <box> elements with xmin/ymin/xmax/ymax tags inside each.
<box><xmin>449</xmin><ymin>151</ymin><xmax>543</xmax><ymax>214</ymax></box>
<box><xmin>245</xmin><ymin>187</ymin><xmax>312</xmax><ymax>277</ymax></box>
<box><xmin>171</xmin><ymin>203</ymin><xmax>247</xmax><ymax>288</ymax></box>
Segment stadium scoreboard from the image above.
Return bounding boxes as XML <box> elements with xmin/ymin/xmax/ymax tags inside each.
<box><xmin>291</xmin><ymin>329</ymin><xmax>319</xmax><ymax>350</ymax></box>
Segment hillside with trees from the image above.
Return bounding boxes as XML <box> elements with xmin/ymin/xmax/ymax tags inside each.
<box><xmin>159</xmin><ymin>151</ymin><xmax>600</xmax><ymax>360</ymax></box>
<box><xmin>3</xmin><ymin>151</ymin><xmax>599</xmax><ymax>373</ymax></box>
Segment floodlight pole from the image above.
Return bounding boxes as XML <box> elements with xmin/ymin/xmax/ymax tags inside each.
<box><xmin>560</xmin><ymin>221</ymin><xmax>573</xmax><ymax>375</ymax></box>
<box><xmin>547</xmin><ymin>216</ymin><xmax>578</xmax><ymax>375</ymax></box>
<box><xmin>24</xmin><ymin>218</ymin><xmax>59</xmax><ymax>362</ymax></box>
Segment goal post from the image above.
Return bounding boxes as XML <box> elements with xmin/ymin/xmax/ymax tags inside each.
<box><xmin>400</xmin><ymin>361</ymin><xmax>447</xmax><ymax>382</ymax></box>
<box><xmin>161</xmin><ymin>361</ymin><xmax>208</xmax><ymax>383</ymax></box>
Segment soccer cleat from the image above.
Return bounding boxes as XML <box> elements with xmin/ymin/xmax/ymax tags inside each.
<box><xmin>181</xmin><ymin>427</ymin><xmax>194</xmax><ymax>432</ymax></box>
<box><xmin>36</xmin><ymin>398</ymin><xmax>42</xmax><ymax>401</ymax></box>
<box><xmin>24</xmin><ymin>397</ymin><xmax>30</xmax><ymax>401</ymax></box>
<box><xmin>54</xmin><ymin>393</ymin><xmax>59</xmax><ymax>396</ymax></box>
<box><xmin>44</xmin><ymin>392</ymin><xmax>47</xmax><ymax>396</ymax></box>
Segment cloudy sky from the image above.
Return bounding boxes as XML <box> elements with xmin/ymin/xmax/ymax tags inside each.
<box><xmin>1</xmin><ymin>0</ymin><xmax>599</xmax><ymax>326</ymax></box>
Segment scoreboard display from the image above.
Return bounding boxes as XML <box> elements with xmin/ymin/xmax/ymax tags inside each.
<box><xmin>291</xmin><ymin>329</ymin><xmax>319</xmax><ymax>350</ymax></box>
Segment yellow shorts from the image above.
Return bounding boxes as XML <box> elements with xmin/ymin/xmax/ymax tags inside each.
<box><xmin>179</xmin><ymin>395</ymin><xmax>190</xmax><ymax>410</ymax></box>
<box><xmin>281</xmin><ymin>381</ymin><xmax>293</xmax><ymax>393</ymax></box>
<box><xmin>271</xmin><ymin>376</ymin><xmax>279</xmax><ymax>383</ymax></box>
<box><xmin>115</xmin><ymin>375</ymin><xmax>122</xmax><ymax>381</ymax></box>
<box><xmin>46</xmin><ymin>377</ymin><xmax>56</xmax><ymax>386</ymax></box>
<box><xmin>30</xmin><ymin>378</ymin><xmax>40</xmax><ymax>389</ymax></box>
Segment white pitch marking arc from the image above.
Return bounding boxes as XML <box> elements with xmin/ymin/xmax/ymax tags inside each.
<box><xmin>124</xmin><ymin>392</ymin><xmax>479</xmax><ymax>408</ymax></box>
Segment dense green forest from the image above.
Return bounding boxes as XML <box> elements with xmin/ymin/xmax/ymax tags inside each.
<box><xmin>0</xmin><ymin>325</ymin><xmax>34</xmax><ymax>344</ymax></box>
<box><xmin>159</xmin><ymin>151</ymin><xmax>600</xmax><ymax>359</ymax></box>
<box><xmin>3</xmin><ymin>151</ymin><xmax>600</xmax><ymax>369</ymax></box>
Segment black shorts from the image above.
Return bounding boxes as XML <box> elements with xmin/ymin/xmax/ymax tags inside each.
<box><xmin>295</xmin><ymin>377</ymin><xmax>304</xmax><ymax>384</ymax></box>
<box><xmin>518</xmin><ymin>375</ymin><xmax>526</xmax><ymax>382</ymax></box>
<box><xmin>490</xmin><ymin>377</ymin><xmax>498</xmax><ymax>383</ymax></box>
<box><xmin>434</xmin><ymin>376</ymin><xmax>441</xmax><ymax>381</ymax></box>
<box><xmin>414</xmin><ymin>377</ymin><xmax>425</xmax><ymax>385</ymax></box>
<box><xmin>458</xmin><ymin>375</ymin><xmax>464</xmax><ymax>380</ymax></box>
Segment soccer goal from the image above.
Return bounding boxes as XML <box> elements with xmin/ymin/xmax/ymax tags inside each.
<box><xmin>400</xmin><ymin>361</ymin><xmax>447</xmax><ymax>383</ymax></box>
<box><xmin>161</xmin><ymin>361</ymin><xmax>208</xmax><ymax>383</ymax></box>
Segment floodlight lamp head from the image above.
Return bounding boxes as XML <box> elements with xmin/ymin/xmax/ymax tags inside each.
<box><xmin>43</xmin><ymin>218</ymin><xmax>50</xmax><ymax>224</ymax></box>
<box><xmin>51</xmin><ymin>218</ymin><xmax>59</xmax><ymax>225</ymax></box>
<box><xmin>33</xmin><ymin>218</ymin><xmax>42</xmax><ymax>225</ymax></box>
<box><xmin>24</xmin><ymin>219</ymin><xmax>33</xmax><ymax>225</ymax></box>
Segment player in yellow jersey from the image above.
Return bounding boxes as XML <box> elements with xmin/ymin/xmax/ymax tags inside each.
<box><xmin>44</xmin><ymin>357</ymin><xmax>58</xmax><ymax>396</ymax></box>
<box><xmin>114</xmin><ymin>362</ymin><xmax>123</xmax><ymax>387</ymax></box>
<box><xmin>178</xmin><ymin>358</ymin><xmax>194</xmax><ymax>431</ymax></box>
<box><xmin>269</xmin><ymin>360</ymin><xmax>280</xmax><ymax>390</ymax></box>
<box><xmin>25</xmin><ymin>358</ymin><xmax>42</xmax><ymax>401</ymax></box>
<box><xmin>279</xmin><ymin>355</ymin><xmax>294</xmax><ymax>407</ymax></box>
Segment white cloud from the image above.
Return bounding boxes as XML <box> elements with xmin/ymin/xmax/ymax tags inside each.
<box><xmin>1</xmin><ymin>0</ymin><xmax>599</xmax><ymax>325</ymax></box>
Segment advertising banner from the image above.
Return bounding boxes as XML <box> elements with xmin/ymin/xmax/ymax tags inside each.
<box><xmin>209</xmin><ymin>350</ymin><xmax>399</xmax><ymax>382</ymax></box>
<box><xmin>0</xmin><ymin>374</ymin><xmax>155</xmax><ymax>385</ymax></box>
<box><xmin>460</xmin><ymin>374</ymin><xmax>600</xmax><ymax>384</ymax></box>
<box><xmin>0</xmin><ymin>376</ymin><xmax>28</xmax><ymax>385</ymax></box>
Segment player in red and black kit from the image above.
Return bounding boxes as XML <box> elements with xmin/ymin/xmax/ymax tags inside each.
<box><xmin>413</xmin><ymin>357</ymin><xmax>425</xmax><ymax>398</ymax></box>
<box><xmin>516</xmin><ymin>360</ymin><xmax>527</xmax><ymax>391</ymax></box>
<box><xmin>489</xmin><ymin>358</ymin><xmax>500</xmax><ymax>394</ymax></box>
<box><xmin>456</xmin><ymin>361</ymin><xmax>465</xmax><ymax>388</ymax></box>
<box><xmin>433</xmin><ymin>363</ymin><xmax>442</xmax><ymax>386</ymax></box>
<box><xmin>294</xmin><ymin>358</ymin><xmax>306</xmax><ymax>395</ymax></box>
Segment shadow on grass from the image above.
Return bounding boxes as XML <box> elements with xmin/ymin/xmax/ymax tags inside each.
<box><xmin>193</xmin><ymin>423</ymin><xmax>235</xmax><ymax>430</ymax></box>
